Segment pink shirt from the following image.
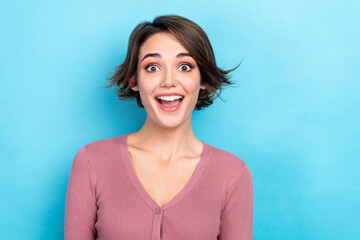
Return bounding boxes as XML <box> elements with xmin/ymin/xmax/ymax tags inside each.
<box><xmin>64</xmin><ymin>133</ymin><xmax>253</xmax><ymax>239</ymax></box>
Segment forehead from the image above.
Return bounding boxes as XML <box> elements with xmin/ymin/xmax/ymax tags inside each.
<box><xmin>139</xmin><ymin>32</ymin><xmax>188</xmax><ymax>58</ymax></box>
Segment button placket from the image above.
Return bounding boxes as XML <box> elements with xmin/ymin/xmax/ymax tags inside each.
<box><xmin>152</xmin><ymin>207</ymin><xmax>163</xmax><ymax>240</ymax></box>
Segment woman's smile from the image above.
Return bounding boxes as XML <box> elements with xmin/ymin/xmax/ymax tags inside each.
<box><xmin>155</xmin><ymin>93</ymin><xmax>184</xmax><ymax>112</ymax></box>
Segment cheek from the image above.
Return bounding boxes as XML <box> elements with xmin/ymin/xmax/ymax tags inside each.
<box><xmin>137</xmin><ymin>79</ymin><xmax>158</xmax><ymax>102</ymax></box>
<box><xmin>182</xmin><ymin>76</ymin><xmax>202</xmax><ymax>95</ymax></box>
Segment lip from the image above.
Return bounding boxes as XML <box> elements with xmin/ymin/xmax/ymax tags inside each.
<box><xmin>155</xmin><ymin>96</ymin><xmax>184</xmax><ymax>112</ymax></box>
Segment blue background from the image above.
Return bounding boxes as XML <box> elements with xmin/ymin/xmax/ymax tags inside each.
<box><xmin>1</xmin><ymin>0</ymin><xmax>359</xmax><ymax>239</ymax></box>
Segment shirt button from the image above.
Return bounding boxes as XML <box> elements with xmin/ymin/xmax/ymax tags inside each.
<box><xmin>155</xmin><ymin>207</ymin><xmax>161</xmax><ymax>214</ymax></box>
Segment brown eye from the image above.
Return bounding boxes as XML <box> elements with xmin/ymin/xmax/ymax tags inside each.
<box><xmin>178</xmin><ymin>64</ymin><xmax>193</xmax><ymax>72</ymax></box>
<box><xmin>145</xmin><ymin>65</ymin><xmax>160</xmax><ymax>72</ymax></box>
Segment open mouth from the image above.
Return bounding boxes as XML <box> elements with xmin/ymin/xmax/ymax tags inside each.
<box><xmin>155</xmin><ymin>96</ymin><xmax>184</xmax><ymax>112</ymax></box>
<box><xmin>156</xmin><ymin>97</ymin><xmax>183</xmax><ymax>107</ymax></box>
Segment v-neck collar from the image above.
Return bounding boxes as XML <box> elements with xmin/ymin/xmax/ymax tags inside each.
<box><xmin>118</xmin><ymin>133</ymin><xmax>212</xmax><ymax>211</ymax></box>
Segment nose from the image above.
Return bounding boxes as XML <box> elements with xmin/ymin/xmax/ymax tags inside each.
<box><xmin>160</xmin><ymin>68</ymin><xmax>177</xmax><ymax>88</ymax></box>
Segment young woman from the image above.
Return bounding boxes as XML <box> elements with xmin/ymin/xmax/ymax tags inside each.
<box><xmin>65</xmin><ymin>14</ymin><xmax>253</xmax><ymax>240</ymax></box>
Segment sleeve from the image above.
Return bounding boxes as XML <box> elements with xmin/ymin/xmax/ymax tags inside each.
<box><xmin>64</xmin><ymin>146</ymin><xmax>97</xmax><ymax>240</ymax></box>
<box><xmin>218</xmin><ymin>162</ymin><xmax>254</xmax><ymax>240</ymax></box>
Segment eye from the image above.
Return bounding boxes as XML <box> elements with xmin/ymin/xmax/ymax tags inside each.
<box><xmin>145</xmin><ymin>65</ymin><xmax>160</xmax><ymax>72</ymax></box>
<box><xmin>178</xmin><ymin>64</ymin><xmax>193</xmax><ymax>72</ymax></box>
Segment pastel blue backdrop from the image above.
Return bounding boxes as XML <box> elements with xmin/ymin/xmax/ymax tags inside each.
<box><xmin>1</xmin><ymin>0</ymin><xmax>359</xmax><ymax>239</ymax></box>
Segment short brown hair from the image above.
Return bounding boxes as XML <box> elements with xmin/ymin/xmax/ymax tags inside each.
<box><xmin>103</xmin><ymin>14</ymin><xmax>240</xmax><ymax>111</ymax></box>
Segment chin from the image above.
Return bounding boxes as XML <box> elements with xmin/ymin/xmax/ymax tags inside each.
<box><xmin>154</xmin><ymin>116</ymin><xmax>188</xmax><ymax>129</ymax></box>
<box><xmin>158</xmin><ymin>120</ymin><xmax>183</xmax><ymax>129</ymax></box>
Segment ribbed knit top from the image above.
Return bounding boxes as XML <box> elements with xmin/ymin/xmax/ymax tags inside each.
<box><xmin>64</xmin><ymin>133</ymin><xmax>253</xmax><ymax>240</ymax></box>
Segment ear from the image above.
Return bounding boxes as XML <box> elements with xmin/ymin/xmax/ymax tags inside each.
<box><xmin>200</xmin><ymin>82</ymin><xmax>207</xmax><ymax>90</ymax></box>
<box><xmin>129</xmin><ymin>75</ymin><xmax>139</xmax><ymax>91</ymax></box>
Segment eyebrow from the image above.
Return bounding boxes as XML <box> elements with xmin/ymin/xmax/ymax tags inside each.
<box><xmin>141</xmin><ymin>52</ymin><xmax>192</xmax><ymax>62</ymax></box>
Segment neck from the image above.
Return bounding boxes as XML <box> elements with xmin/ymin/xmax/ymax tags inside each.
<box><xmin>128</xmin><ymin>116</ymin><xmax>203</xmax><ymax>163</ymax></box>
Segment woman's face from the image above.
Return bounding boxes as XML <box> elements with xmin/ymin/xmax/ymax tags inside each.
<box><xmin>129</xmin><ymin>32</ymin><xmax>207</xmax><ymax>129</ymax></box>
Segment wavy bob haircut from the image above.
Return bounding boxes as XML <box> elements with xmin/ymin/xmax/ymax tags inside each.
<box><xmin>103</xmin><ymin>14</ymin><xmax>240</xmax><ymax>111</ymax></box>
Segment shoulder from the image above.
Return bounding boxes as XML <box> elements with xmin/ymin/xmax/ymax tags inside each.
<box><xmin>73</xmin><ymin>134</ymin><xmax>125</xmax><ymax>167</ymax></box>
<box><xmin>209</xmin><ymin>144</ymin><xmax>248</xmax><ymax>171</ymax></box>
<box><xmin>81</xmin><ymin>135</ymin><xmax>122</xmax><ymax>154</ymax></box>
<box><xmin>207</xmin><ymin>144</ymin><xmax>252</xmax><ymax>182</ymax></box>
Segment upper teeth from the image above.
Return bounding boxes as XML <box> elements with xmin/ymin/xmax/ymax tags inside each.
<box><xmin>157</xmin><ymin>95</ymin><xmax>183</xmax><ymax>101</ymax></box>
